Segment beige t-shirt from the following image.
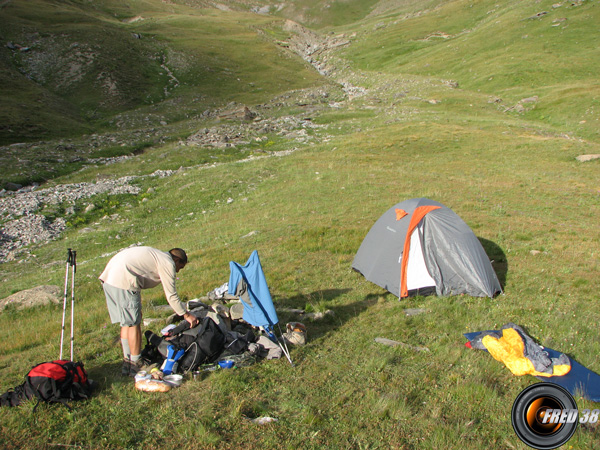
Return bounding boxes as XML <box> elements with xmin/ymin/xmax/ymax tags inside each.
<box><xmin>99</xmin><ymin>246</ymin><xmax>187</xmax><ymax>316</ymax></box>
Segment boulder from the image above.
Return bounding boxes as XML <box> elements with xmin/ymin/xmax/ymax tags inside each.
<box><xmin>576</xmin><ymin>154</ymin><xmax>600</xmax><ymax>163</ymax></box>
<box><xmin>0</xmin><ymin>285</ymin><xmax>62</xmax><ymax>311</ymax></box>
<box><xmin>5</xmin><ymin>182</ymin><xmax>22</xmax><ymax>191</ymax></box>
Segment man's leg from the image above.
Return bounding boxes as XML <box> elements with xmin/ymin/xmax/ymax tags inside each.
<box><xmin>120</xmin><ymin>324</ymin><xmax>143</xmax><ymax>376</ymax></box>
<box><xmin>103</xmin><ymin>283</ymin><xmax>143</xmax><ymax>376</ymax></box>
<box><xmin>104</xmin><ymin>283</ymin><xmax>133</xmax><ymax>364</ymax></box>
<box><xmin>122</xmin><ymin>324</ymin><xmax>142</xmax><ymax>359</ymax></box>
<box><xmin>120</xmin><ymin>327</ymin><xmax>131</xmax><ymax>359</ymax></box>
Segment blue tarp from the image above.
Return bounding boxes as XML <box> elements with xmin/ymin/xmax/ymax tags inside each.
<box><xmin>228</xmin><ymin>250</ymin><xmax>278</xmax><ymax>330</ymax></box>
<box><xmin>465</xmin><ymin>331</ymin><xmax>600</xmax><ymax>403</ymax></box>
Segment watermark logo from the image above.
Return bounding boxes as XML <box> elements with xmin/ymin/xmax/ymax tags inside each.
<box><xmin>511</xmin><ymin>382</ymin><xmax>588</xmax><ymax>449</ymax></box>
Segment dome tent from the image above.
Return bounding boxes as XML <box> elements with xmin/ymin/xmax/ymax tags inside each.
<box><xmin>352</xmin><ymin>198</ymin><xmax>502</xmax><ymax>298</ymax></box>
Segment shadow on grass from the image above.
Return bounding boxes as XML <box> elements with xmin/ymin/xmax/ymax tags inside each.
<box><xmin>88</xmin><ymin>289</ymin><xmax>377</xmax><ymax>392</ymax></box>
<box><xmin>277</xmin><ymin>288</ymin><xmax>352</xmax><ymax>307</ymax></box>
<box><xmin>479</xmin><ymin>237</ymin><xmax>508</xmax><ymax>290</ymax></box>
<box><xmin>276</xmin><ymin>289</ymin><xmax>381</xmax><ymax>342</ymax></box>
<box><xmin>85</xmin><ymin>361</ymin><xmax>135</xmax><ymax>393</ymax></box>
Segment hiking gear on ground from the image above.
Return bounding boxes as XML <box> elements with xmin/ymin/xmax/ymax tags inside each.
<box><xmin>224</xmin><ymin>329</ymin><xmax>255</xmax><ymax>354</ymax></box>
<box><xmin>1</xmin><ymin>360</ymin><xmax>93</xmax><ymax>409</ymax></box>
<box><xmin>161</xmin><ymin>324</ymin><xmax>177</xmax><ymax>335</ymax></box>
<box><xmin>161</xmin><ymin>345</ymin><xmax>185</xmax><ymax>375</ymax></box>
<box><xmin>60</xmin><ymin>249</ymin><xmax>77</xmax><ymax>360</ymax></box>
<box><xmin>282</xmin><ymin>322</ymin><xmax>307</xmax><ymax>346</ymax></box>
<box><xmin>207</xmin><ymin>282</ymin><xmax>230</xmax><ymax>300</ymax></box>
<box><xmin>465</xmin><ymin>327</ymin><xmax>600</xmax><ymax>402</ymax></box>
<box><xmin>134</xmin><ymin>371</ymin><xmax>152</xmax><ymax>382</ymax></box>
<box><xmin>1</xmin><ymin>250</ymin><xmax>94</xmax><ymax>409</ymax></box>
<box><xmin>173</xmin><ymin>317</ymin><xmax>226</xmax><ymax>371</ymax></box>
<box><xmin>229</xmin><ymin>251</ymin><xmax>277</xmax><ymax>328</ymax></box>
<box><xmin>228</xmin><ymin>251</ymin><xmax>293</xmax><ymax>365</ymax></box>
<box><xmin>282</xmin><ymin>332</ymin><xmax>305</xmax><ymax>346</ymax></box>
<box><xmin>256</xmin><ymin>335</ymin><xmax>283</xmax><ymax>360</ymax></box>
<box><xmin>143</xmin><ymin>315</ymin><xmax>226</xmax><ymax>373</ymax></box>
<box><xmin>135</xmin><ymin>379</ymin><xmax>171</xmax><ymax>392</ymax></box>
<box><xmin>218</xmin><ymin>359</ymin><xmax>234</xmax><ymax>369</ymax></box>
<box><xmin>352</xmin><ymin>198</ymin><xmax>502</xmax><ymax>299</ymax></box>
<box><xmin>466</xmin><ymin>323</ymin><xmax>571</xmax><ymax>377</ymax></box>
<box><xmin>219</xmin><ymin>350</ymin><xmax>259</xmax><ymax>368</ymax></box>
<box><xmin>187</xmin><ymin>299</ymin><xmax>209</xmax><ymax>311</ymax></box>
<box><xmin>163</xmin><ymin>374</ymin><xmax>183</xmax><ymax>386</ymax></box>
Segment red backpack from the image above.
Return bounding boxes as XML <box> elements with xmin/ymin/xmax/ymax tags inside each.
<box><xmin>1</xmin><ymin>360</ymin><xmax>94</xmax><ymax>409</ymax></box>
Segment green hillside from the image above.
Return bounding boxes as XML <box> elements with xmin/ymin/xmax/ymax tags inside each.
<box><xmin>339</xmin><ymin>0</ymin><xmax>599</xmax><ymax>140</ymax></box>
<box><xmin>0</xmin><ymin>0</ymin><xmax>326</xmax><ymax>145</ymax></box>
<box><xmin>0</xmin><ymin>1</ymin><xmax>599</xmax><ymax>449</ymax></box>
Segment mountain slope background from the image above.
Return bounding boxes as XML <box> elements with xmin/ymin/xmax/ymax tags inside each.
<box><xmin>0</xmin><ymin>0</ymin><xmax>599</xmax><ymax>449</ymax></box>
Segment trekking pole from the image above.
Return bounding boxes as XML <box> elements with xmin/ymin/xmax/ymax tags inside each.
<box><xmin>70</xmin><ymin>250</ymin><xmax>77</xmax><ymax>361</ymax></box>
<box><xmin>59</xmin><ymin>249</ymin><xmax>73</xmax><ymax>360</ymax></box>
<box><xmin>276</xmin><ymin>323</ymin><xmax>294</xmax><ymax>366</ymax></box>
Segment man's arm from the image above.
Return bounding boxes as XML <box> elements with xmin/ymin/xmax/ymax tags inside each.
<box><xmin>158</xmin><ymin>261</ymin><xmax>198</xmax><ymax>326</ymax></box>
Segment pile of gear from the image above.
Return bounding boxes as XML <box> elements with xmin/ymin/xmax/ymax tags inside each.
<box><xmin>134</xmin><ymin>299</ymin><xmax>307</xmax><ymax>391</ymax></box>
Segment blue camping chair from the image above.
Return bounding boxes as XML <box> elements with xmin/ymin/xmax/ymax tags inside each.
<box><xmin>228</xmin><ymin>250</ymin><xmax>293</xmax><ymax>365</ymax></box>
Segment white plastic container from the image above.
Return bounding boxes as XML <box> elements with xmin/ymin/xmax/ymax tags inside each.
<box><xmin>134</xmin><ymin>371</ymin><xmax>151</xmax><ymax>382</ymax></box>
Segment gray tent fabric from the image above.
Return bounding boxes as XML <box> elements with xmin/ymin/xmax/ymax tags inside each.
<box><xmin>352</xmin><ymin>198</ymin><xmax>502</xmax><ymax>298</ymax></box>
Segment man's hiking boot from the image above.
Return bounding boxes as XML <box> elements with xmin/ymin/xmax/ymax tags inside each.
<box><xmin>282</xmin><ymin>322</ymin><xmax>307</xmax><ymax>346</ymax></box>
<box><xmin>121</xmin><ymin>358</ymin><xmax>144</xmax><ymax>377</ymax></box>
<box><xmin>282</xmin><ymin>331</ymin><xmax>306</xmax><ymax>346</ymax></box>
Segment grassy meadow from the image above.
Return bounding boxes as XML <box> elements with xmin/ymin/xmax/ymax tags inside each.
<box><xmin>0</xmin><ymin>0</ymin><xmax>599</xmax><ymax>449</ymax></box>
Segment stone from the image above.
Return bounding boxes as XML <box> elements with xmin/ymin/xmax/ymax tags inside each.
<box><xmin>0</xmin><ymin>285</ymin><xmax>62</xmax><ymax>311</ymax></box>
<box><xmin>576</xmin><ymin>154</ymin><xmax>600</xmax><ymax>162</ymax></box>
<box><xmin>143</xmin><ymin>318</ymin><xmax>163</xmax><ymax>326</ymax></box>
<box><xmin>520</xmin><ymin>96</ymin><xmax>539</xmax><ymax>104</ymax></box>
<box><xmin>5</xmin><ymin>182</ymin><xmax>22</xmax><ymax>191</ymax></box>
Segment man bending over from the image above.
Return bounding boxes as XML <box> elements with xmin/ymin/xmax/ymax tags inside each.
<box><xmin>99</xmin><ymin>246</ymin><xmax>199</xmax><ymax>376</ymax></box>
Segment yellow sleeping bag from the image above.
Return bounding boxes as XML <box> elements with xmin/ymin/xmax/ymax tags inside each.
<box><xmin>481</xmin><ymin>327</ymin><xmax>571</xmax><ymax>377</ymax></box>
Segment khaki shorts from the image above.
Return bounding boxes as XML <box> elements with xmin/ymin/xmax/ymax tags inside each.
<box><xmin>102</xmin><ymin>282</ymin><xmax>142</xmax><ymax>327</ymax></box>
